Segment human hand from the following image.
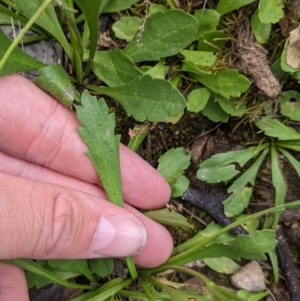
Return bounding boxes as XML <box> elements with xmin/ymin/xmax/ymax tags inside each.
<box><xmin>0</xmin><ymin>74</ymin><xmax>173</xmax><ymax>300</ymax></box>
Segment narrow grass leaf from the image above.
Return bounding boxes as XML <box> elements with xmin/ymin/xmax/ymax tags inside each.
<box><xmin>216</xmin><ymin>0</ymin><xmax>255</xmax><ymax>16</ymax></box>
<box><xmin>4</xmin><ymin>259</ymin><xmax>94</xmax><ymax>290</ymax></box>
<box><xmin>34</xmin><ymin>64</ymin><xmax>74</xmax><ymax>107</ymax></box>
<box><xmin>163</xmin><ymin>286</ymin><xmax>191</xmax><ymax>301</ymax></box>
<box><xmin>90</xmin><ymin>75</ymin><xmax>186</xmax><ymax>122</ymax></box>
<box><xmin>255</xmin><ymin>117</ymin><xmax>300</xmax><ymax>140</ymax></box>
<box><xmin>12</xmin><ymin>0</ymin><xmax>71</xmax><ymax>59</ymax></box>
<box><xmin>76</xmin><ymin>91</ymin><xmax>123</xmax><ymax>206</ymax></box>
<box><xmin>123</xmin><ymin>10</ymin><xmax>198</xmax><ymax>62</ymax></box>
<box><xmin>194</xmin><ymin>69</ymin><xmax>251</xmax><ymax>98</ymax></box>
<box><xmin>278</xmin><ymin>147</ymin><xmax>300</xmax><ymax>178</ymax></box>
<box><xmin>0</xmin><ymin>29</ymin><xmax>45</xmax><ymax>77</ymax></box>
<box><xmin>92</xmin><ymin>49</ymin><xmax>142</xmax><ymax>87</ymax></box>
<box><xmin>145</xmin><ymin>208</ymin><xmax>193</xmax><ymax>230</ymax></box>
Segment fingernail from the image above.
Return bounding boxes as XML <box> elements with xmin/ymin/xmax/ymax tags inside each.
<box><xmin>89</xmin><ymin>215</ymin><xmax>147</xmax><ymax>257</ymax></box>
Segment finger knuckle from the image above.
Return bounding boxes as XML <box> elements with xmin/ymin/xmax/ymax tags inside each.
<box><xmin>46</xmin><ymin>191</ymin><xmax>84</xmax><ymax>257</ymax></box>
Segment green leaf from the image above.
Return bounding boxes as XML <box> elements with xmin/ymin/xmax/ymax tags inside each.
<box><xmin>271</xmin><ymin>145</ymin><xmax>286</xmax><ymax>226</ymax></box>
<box><xmin>12</xmin><ymin>0</ymin><xmax>71</xmax><ymax>59</ymax></box>
<box><xmin>90</xmin><ymin>75</ymin><xmax>186</xmax><ymax>122</ymax></box>
<box><xmin>197</xmin><ymin>144</ymin><xmax>269</xmax><ymax>184</ymax></box>
<box><xmin>0</xmin><ymin>29</ymin><xmax>45</xmax><ymax>77</ymax></box>
<box><xmin>92</xmin><ymin>49</ymin><xmax>142</xmax><ymax>87</ymax></box>
<box><xmin>255</xmin><ymin>117</ymin><xmax>300</xmax><ymax>140</ymax></box>
<box><xmin>181</xmin><ymin>50</ymin><xmax>216</xmax><ymax>66</ymax></box>
<box><xmin>202</xmin><ymin>98</ymin><xmax>229</xmax><ymax>122</ymax></box>
<box><xmin>194</xmin><ymin>69</ymin><xmax>251</xmax><ymax>98</ymax></box>
<box><xmin>187</xmin><ymin>88</ymin><xmax>211</xmax><ymax>113</ymax></box>
<box><xmin>216</xmin><ymin>96</ymin><xmax>247</xmax><ymax>117</ymax></box>
<box><xmin>203</xmin><ymin>257</ymin><xmax>241</xmax><ymax>274</ymax></box>
<box><xmin>34</xmin><ymin>64</ymin><xmax>74</xmax><ymax>107</ymax></box>
<box><xmin>230</xmin><ymin>230</ymin><xmax>277</xmax><ymax>259</ymax></box>
<box><xmin>102</xmin><ymin>0</ymin><xmax>140</xmax><ymax>13</ymax></box>
<box><xmin>258</xmin><ymin>0</ymin><xmax>284</xmax><ymax>24</ymax></box>
<box><xmin>194</xmin><ymin>9</ymin><xmax>220</xmax><ymax>39</ymax></box>
<box><xmin>76</xmin><ymin>91</ymin><xmax>123</xmax><ymax>206</ymax></box>
<box><xmin>197</xmin><ymin>31</ymin><xmax>227</xmax><ymax>52</ymax></box>
<box><xmin>182</xmin><ymin>60</ymin><xmax>212</xmax><ymax>75</ymax></box>
<box><xmin>148</xmin><ymin>3</ymin><xmax>168</xmax><ymax>17</ymax></box>
<box><xmin>171</xmin><ymin>175</ymin><xmax>190</xmax><ymax>198</ymax></box>
<box><xmin>157</xmin><ymin>147</ymin><xmax>191</xmax><ymax>180</ymax></box>
<box><xmin>123</xmin><ymin>10</ymin><xmax>198</xmax><ymax>62</ymax></box>
<box><xmin>224</xmin><ymin>148</ymin><xmax>269</xmax><ymax>217</ymax></box>
<box><xmin>144</xmin><ymin>208</ymin><xmax>193</xmax><ymax>230</ymax></box>
<box><xmin>163</xmin><ymin>286</ymin><xmax>191</xmax><ymax>301</ymax></box>
<box><xmin>4</xmin><ymin>259</ymin><xmax>93</xmax><ymax>290</ymax></box>
<box><xmin>280</xmin><ymin>38</ymin><xmax>300</xmax><ymax>73</ymax></box>
<box><xmin>278</xmin><ymin>147</ymin><xmax>300</xmax><ymax>179</ymax></box>
<box><xmin>144</xmin><ymin>59</ymin><xmax>166</xmax><ymax>79</ymax></box>
<box><xmin>74</xmin><ymin>0</ymin><xmax>109</xmax><ymax>73</ymax></box>
<box><xmin>112</xmin><ymin>16</ymin><xmax>142</xmax><ymax>42</ymax></box>
<box><xmin>216</xmin><ymin>0</ymin><xmax>255</xmax><ymax>15</ymax></box>
<box><xmin>251</xmin><ymin>9</ymin><xmax>271</xmax><ymax>44</ymax></box>
<box><xmin>197</xmin><ymin>164</ymin><xmax>239</xmax><ymax>183</ymax></box>
<box><xmin>88</xmin><ymin>258</ymin><xmax>114</xmax><ymax>278</ymax></box>
<box><xmin>48</xmin><ymin>259</ymin><xmax>96</xmax><ymax>283</ymax></box>
<box><xmin>279</xmin><ymin>90</ymin><xmax>300</xmax><ymax>121</ymax></box>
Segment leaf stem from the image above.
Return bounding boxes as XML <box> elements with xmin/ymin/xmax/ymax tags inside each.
<box><xmin>165</xmin><ymin>0</ymin><xmax>176</xmax><ymax>9</ymax></box>
<box><xmin>0</xmin><ymin>0</ymin><xmax>53</xmax><ymax>71</ymax></box>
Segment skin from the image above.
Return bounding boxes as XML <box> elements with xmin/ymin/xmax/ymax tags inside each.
<box><xmin>0</xmin><ymin>74</ymin><xmax>173</xmax><ymax>301</ymax></box>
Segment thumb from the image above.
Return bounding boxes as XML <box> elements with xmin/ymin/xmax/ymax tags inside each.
<box><xmin>0</xmin><ymin>172</ymin><xmax>147</xmax><ymax>260</ymax></box>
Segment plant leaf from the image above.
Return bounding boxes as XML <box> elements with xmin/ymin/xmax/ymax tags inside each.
<box><xmin>148</xmin><ymin>3</ymin><xmax>168</xmax><ymax>17</ymax></box>
<box><xmin>157</xmin><ymin>147</ymin><xmax>191</xmax><ymax>180</ymax></box>
<box><xmin>194</xmin><ymin>69</ymin><xmax>251</xmax><ymax>98</ymax></box>
<box><xmin>123</xmin><ymin>10</ymin><xmax>198</xmax><ymax>62</ymax></box>
<box><xmin>76</xmin><ymin>91</ymin><xmax>123</xmax><ymax>206</ymax></box>
<box><xmin>197</xmin><ymin>164</ymin><xmax>239</xmax><ymax>183</ymax></box>
<box><xmin>216</xmin><ymin>0</ymin><xmax>255</xmax><ymax>16</ymax></box>
<box><xmin>0</xmin><ymin>29</ymin><xmax>45</xmax><ymax>77</ymax></box>
<box><xmin>74</xmin><ymin>0</ymin><xmax>109</xmax><ymax>72</ymax></box>
<box><xmin>278</xmin><ymin>147</ymin><xmax>300</xmax><ymax>178</ymax></box>
<box><xmin>48</xmin><ymin>259</ymin><xmax>96</xmax><ymax>283</ymax></box>
<box><xmin>187</xmin><ymin>88</ymin><xmax>211</xmax><ymax>112</ymax></box>
<box><xmin>144</xmin><ymin>208</ymin><xmax>193</xmax><ymax>230</ymax></box>
<box><xmin>171</xmin><ymin>175</ymin><xmax>190</xmax><ymax>198</ymax></box>
<box><xmin>102</xmin><ymin>0</ymin><xmax>140</xmax><ymax>13</ymax></box>
<box><xmin>197</xmin><ymin>31</ymin><xmax>227</xmax><ymax>52</ymax></box>
<box><xmin>251</xmin><ymin>9</ymin><xmax>271</xmax><ymax>44</ymax></box>
<box><xmin>181</xmin><ymin>50</ymin><xmax>216</xmax><ymax>66</ymax></box>
<box><xmin>90</xmin><ymin>75</ymin><xmax>186</xmax><ymax>122</ymax></box>
<box><xmin>4</xmin><ymin>259</ymin><xmax>93</xmax><ymax>290</ymax></box>
<box><xmin>202</xmin><ymin>98</ymin><xmax>229</xmax><ymax>122</ymax></box>
<box><xmin>279</xmin><ymin>90</ymin><xmax>300</xmax><ymax>121</ymax></box>
<box><xmin>194</xmin><ymin>9</ymin><xmax>220</xmax><ymax>39</ymax></box>
<box><xmin>12</xmin><ymin>0</ymin><xmax>71</xmax><ymax>59</ymax></box>
<box><xmin>144</xmin><ymin>59</ymin><xmax>166</xmax><ymax>79</ymax></box>
<box><xmin>258</xmin><ymin>0</ymin><xmax>284</xmax><ymax>24</ymax></box>
<box><xmin>255</xmin><ymin>117</ymin><xmax>300</xmax><ymax>140</ymax></box>
<box><xmin>92</xmin><ymin>49</ymin><xmax>142</xmax><ymax>87</ymax></box>
<box><xmin>112</xmin><ymin>16</ymin><xmax>142</xmax><ymax>42</ymax></box>
<box><xmin>34</xmin><ymin>64</ymin><xmax>74</xmax><ymax>107</ymax></box>
<box><xmin>216</xmin><ymin>96</ymin><xmax>247</xmax><ymax>117</ymax></box>
<box><xmin>203</xmin><ymin>257</ymin><xmax>241</xmax><ymax>274</ymax></box>
<box><xmin>88</xmin><ymin>258</ymin><xmax>114</xmax><ymax>278</ymax></box>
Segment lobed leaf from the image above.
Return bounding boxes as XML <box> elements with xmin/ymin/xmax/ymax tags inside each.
<box><xmin>91</xmin><ymin>75</ymin><xmax>186</xmax><ymax>122</ymax></box>
<box><xmin>76</xmin><ymin>91</ymin><xmax>123</xmax><ymax>206</ymax></box>
<box><xmin>123</xmin><ymin>10</ymin><xmax>198</xmax><ymax>62</ymax></box>
<box><xmin>258</xmin><ymin>0</ymin><xmax>284</xmax><ymax>24</ymax></box>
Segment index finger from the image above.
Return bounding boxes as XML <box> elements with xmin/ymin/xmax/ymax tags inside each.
<box><xmin>0</xmin><ymin>75</ymin><xmax>170</xmax><ymax>209</ymax></box>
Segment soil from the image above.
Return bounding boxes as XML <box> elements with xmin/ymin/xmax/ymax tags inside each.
<box><xmin>4</xmin><ymin>1</ymin><xmax>300</xmax><ymax>300</ymax></box>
